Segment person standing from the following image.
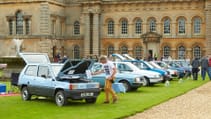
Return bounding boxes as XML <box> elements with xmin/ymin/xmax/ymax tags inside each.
<box><xmin>208</xmin><ymin>56</ymin><xmax>211</xmax><ymax>80</ymax></box>
<box><xmin>92</xmin><ymin>55</ymin><xmax>117</xmax><ymax>104</ymax></box>
<box><xmin>191</xmin><ymin>57</ymin><xmax>200</xmax><ymax>80</ymax></box>
<box><xmin>200</xmin><ymin>56</ymin><xmax>209</xmax><ymax>80</ymax></box>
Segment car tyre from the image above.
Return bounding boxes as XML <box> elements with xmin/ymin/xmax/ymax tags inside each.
<box><xmin>120</xmin><ymin>80</ymin><xmax>131</xmax><ymax>92</ymax></box>
<box><xmin>142</xmin><ymin>77</ymin><xmax>150</xmax><ymax>86</ymax></box>
<box><xmin>55</xmin><ymin>90</ymin><xmax>68</xmax><ymax>107</ymax></box>
<box><xmin>85</xmin><ymin>98</ymin><xmax>97</xmax><ymax>104</ymax></box>
<box><xmin>21</xmin><ymin>86</ymin><xmax>31</xmax><ymax>101</ymax></box>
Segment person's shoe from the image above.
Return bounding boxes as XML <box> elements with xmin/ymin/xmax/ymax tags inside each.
<box><xmin>112</xmin><ymin>97</ymin><xmax>118</xmax><ymax>104</ymax></box>
<box><xmin>103</xmin><ymin>101</ymin><xmax>110</xmax><ymax>104</ymax></box>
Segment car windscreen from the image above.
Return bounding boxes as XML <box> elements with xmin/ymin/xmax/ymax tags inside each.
<box><xmin>52</xmin><ymin>65</ymin><xmax>63</xmax><ymax>76</ymax></box>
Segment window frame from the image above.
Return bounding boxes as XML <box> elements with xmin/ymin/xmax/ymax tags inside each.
<box><xmin>193</xmin><ymin>17</ymin><xmax>201</xmax><ymax>35</ymax></box>
<box><xmin>193</xmin><ymin>46</ymin><xmax>201</xmax><ymax>59</ymax></box>
<box><xmin>135</xmin><ymin>19</ymin><xmax>142</xmax><ymax>34</ymax></box>
<box><xmin>121</xmin><ymin>19</ymin><xmax>128</xmax><ymax>35</ymax></box>
<box><xmin>107</xmin><ymin>20</ymin><xmax>114</xmax><ymax>35</ymax></box>
<box><xmin>121</xmin><ymin>45</ymin><xmax>128</xmax><ymax>54</ymax></box>
<box><xmin>73</xmin><ymin>21</ymin><xmax>80</xmax><ymax>35</ymax></box>
<box><xmin>16</xmin><ymin>11</ymin><xmax>24</xmax><ymax>35</ymax></box>
<box><xmin>163</xmin><ymin>18</ymin><xmax>171</xmax><ymax>34</ymax></box>
<box><xmin>163</xmin><ymin>46</ymin><xmax>171</xmax><ymax>57</ymax></box>
<box><xmin>178</xmin><ymin>18</ymin><xmax>186</xmax><ymax>35</ymax></box>
<box><xmin>149</xmin><ymin>19</ymin><xmax>156</xmax><ymax>32</ymax></box>
<box><xmin>73</xmin><ymin>45</ymin><xmax>80</xmax><ymax>59</ymax></box>
<box><xmin>178</xmin><ymin>46</ymin><xmax>186</xmax><ymax>59</ymax></box>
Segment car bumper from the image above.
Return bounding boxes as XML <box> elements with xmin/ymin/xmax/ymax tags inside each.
<box><xmin>64</xmin><ymin>88</ymin><xmax>101</xmax><ymax>100</ymax></box>
<box><xmin>170</xmin><ymin>74</ymin><xmax>179</xmax><ymax>78</ymax></box>
<box><xmin>149</xmin><ymin>78</ymin><xmax>163</xmax><ymax>84</ymax></box>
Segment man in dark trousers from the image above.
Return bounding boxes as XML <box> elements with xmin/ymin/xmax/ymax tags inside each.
<box><xmin>201</xmin><ymin>56</ymin><xmax>209</xmax><ymax>80</ymax></box>
<box><xmin>191</xmin><ymin>57</ymin><xmax>200</xmax><ymax>80</ymax></box>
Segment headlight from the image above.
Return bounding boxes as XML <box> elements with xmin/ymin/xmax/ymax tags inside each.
<box><xmin>135</xmin><ymin>77</ymin><xmax>140</xmax><ymax>82</ymax></box>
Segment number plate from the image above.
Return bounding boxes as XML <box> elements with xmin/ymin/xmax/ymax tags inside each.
<box><xmin>81</xmin><ymin>92</ymin><xmax>94</xmax><ymax>97</ymax></box>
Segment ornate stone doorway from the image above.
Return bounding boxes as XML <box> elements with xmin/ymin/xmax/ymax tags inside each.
<box><xmin>141</xmin><ymin>32</ymin><xmax>162</xmax><ymax>59</ymax></box>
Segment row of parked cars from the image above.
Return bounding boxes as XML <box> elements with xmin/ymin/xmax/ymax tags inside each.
<box><xmin>17</xmin><ymin>53</ymin><xmax>191</xmax><ymax>106</ymax></box>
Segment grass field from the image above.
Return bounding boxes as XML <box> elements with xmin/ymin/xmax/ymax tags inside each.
<box><xmin>0</xmin><ymin>78</ymin><xmax>209</xmax><ymax>119</ymax></box>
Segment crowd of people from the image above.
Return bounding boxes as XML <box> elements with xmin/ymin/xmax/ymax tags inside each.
<box><xmin>191</xmin><ymin>56</ymin><xmax>211</xmax><ymax>80</ymax></box>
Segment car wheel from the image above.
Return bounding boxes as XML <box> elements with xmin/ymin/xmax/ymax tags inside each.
<box><xmin>85</xmin><ymin>98</ymin><xmax>97</xmax><ymax>104</ymax></box>
<box><xmin>21</xmin><ymin>87</ymin><xmax>31</xmax><ymax>101</ymax></box>
<box><xmin>55</xmin><ymin>90</ymin><xmax>68</xmax><ymax>107</ymax></box>
<box><xmin>120</xmin><ymin>80</ymin><xmax>131</xmax><ymax>92</ymax></box>
<box><xmin>142</xmin><ymin>77</ymin><xmax>150</xmax><ymax>86</ymax></box>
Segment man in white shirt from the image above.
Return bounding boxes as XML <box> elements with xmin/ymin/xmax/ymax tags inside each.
<box><xmin>92</xmin><ymin>55</ymin><xmax>117</xmax><ymax>104</ymax></box>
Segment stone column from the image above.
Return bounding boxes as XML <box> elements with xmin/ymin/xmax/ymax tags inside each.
<box><xmin>93</xmin><ymin>13</ymin><xmax>100</xmax><ymax>55</ymax></box>
<box><xmin>187</xmin><ymin>21</ymin><xmax>192</xmax><ymax>38</ymax></box>
<box><xmin>84</xmin><ymin>13</ymin><xmax>90</xmax><ymax>56</ymax></box>
<box><xmin>205</xmin><ymin>2</ymin><xmax>211</xmax><ymax>55</ymax></box>
<box><xmin>13</xmin><ymin>20</ymin><xmax>16</xmax><ymax>35</ymax></box>
<box><xmin>172</xmin><ymin>22</ymin><xmax>176</xmax><ymax>38</ymax></box>
<box><xmin>157</xmin><ymin>22</ymin><xmax>161</xmax><ymax>34</ymax></box>
<box><xmin>143</xmin><ymin>22</ymin><xmax>147</xmax><ymax>33</ymax></box>
<box><xmin>23</xmin><ymin>20</ymin><xmax>26</xmax><ymax>35</ymax></box>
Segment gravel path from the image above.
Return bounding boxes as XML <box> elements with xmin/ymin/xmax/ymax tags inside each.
<box><xmin>127</xmin><ymin>82</ymin><xmax>211</xmax><ymax>119</ymax></box>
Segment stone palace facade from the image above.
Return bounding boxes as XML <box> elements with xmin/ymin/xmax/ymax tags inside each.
<box><xmin>0</xmin><ymin>0</ymin><xmax>211</xmax><ymax>60</ymax></box>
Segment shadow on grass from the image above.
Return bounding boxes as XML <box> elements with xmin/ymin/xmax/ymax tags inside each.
<box><xmin>29</xmin><ymin>97</ymin><xmax>96</xmax><ymax>107</ymax></box>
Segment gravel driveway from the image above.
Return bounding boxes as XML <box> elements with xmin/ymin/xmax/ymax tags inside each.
<box><xmin>127</xmin><ymin>82</ymin><xmax>211</xmax><ymax>119</ymax></box>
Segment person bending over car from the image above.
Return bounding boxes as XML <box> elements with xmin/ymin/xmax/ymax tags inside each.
<box><xmin>92</xmin><ymin>55</ymin><xmax>118</xmax><ymax>104</ymax></box>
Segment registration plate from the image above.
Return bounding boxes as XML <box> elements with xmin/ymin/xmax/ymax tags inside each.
<box><xmin>81</xmin><ymin>92</ymin><xmax>94</xmax><ymax>97</ymax></box>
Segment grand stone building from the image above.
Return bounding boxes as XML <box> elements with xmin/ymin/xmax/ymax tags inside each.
<box><xmin>0</xmin><ymin>0</ymin><xmax>211</xmax><ymax>60</ymax></box>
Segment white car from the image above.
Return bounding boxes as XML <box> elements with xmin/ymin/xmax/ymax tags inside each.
<box><xmin>150</xmin><ymin>61</ymin><xmax>179</xmax><ymax>79</ymax></box>
<box><xmin>115</xmin><ymin>62</ymin><xmax>163</xmax><ymax>86</ymax></box>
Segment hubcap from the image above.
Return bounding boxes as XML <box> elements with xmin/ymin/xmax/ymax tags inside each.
<box><xmin>23</xmin><ymin>90</ymin><xmax>28</xmax><ymax>99</ymax></box>
<box><xmin>122</xmin><ymin>82</ymin><xmax>128</xmax><ymax>91</ymax></box>
<box><xmin>56</xmin><ymin>94</ymin><xmax>64</xmax><ymax>105</ymax></box>
<box><xmin>142</xmin><ymin>79</ymin><xmax>147</xmax><ymax>86</ymax></box>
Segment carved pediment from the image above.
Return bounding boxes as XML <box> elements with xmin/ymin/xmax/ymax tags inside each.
<box><xmin>141</xmin><ymin>32</ymin><xmax>162</xmax><ymax>43</ymax></box>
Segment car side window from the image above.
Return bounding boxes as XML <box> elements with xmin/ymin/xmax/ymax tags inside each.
<box><xmin>118</xmin><ymin>64</ymin><xmax>132</xmax><ymax>71</ymax></box>
<box><xmin>92</xmin><ymin>64</ymin><xmax>102</xmax><ymax>72</ymax></box>
<box><xmin>25</xmin><ymin>65</ymin><xmax>37</xmax><ymax>76</ymax></box>
<box><xmin>38</xmin><ymin>66</ymin><xmax>51</xmax><ymax>78</ymax></box>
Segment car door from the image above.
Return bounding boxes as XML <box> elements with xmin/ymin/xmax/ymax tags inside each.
<box><xmin>22</xmin><ymin>65</ymin><xmax>38</xmax><ymax>94</ymax></box>
<box><xmin>36</xmin><ymin>65</ymin><xmax>54</xmax><ymax>97</ymax></box>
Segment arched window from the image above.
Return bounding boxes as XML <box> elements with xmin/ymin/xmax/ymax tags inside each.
<box><xmin>107</xmin><ymin>45</ymin><xmax>114</xmax><ymax>55</ymax></box>
<box><xmin>164</xmin><ymin>18</ymin><xmax>171</xmax><ymax>34</ymax></box>
<box><xmin>178</xmin><ymin>18</ymin><xmax>186</xmax><ymax>34</ymax></box>
<box><xmin>163</xmin><ymin>46</ymin><xmax>171</xmax><ymax>57</ymax></box>
<box><xmin>134</xmin><ymin>46</ymin><xmax>142</xmax><ymax>58</ymax></box>
<box><xmin>73</xmin><ymin>45</ymin><xmax>80</xmax><ymax>59</ymax></box>
<box><xmin>135</xmin><ymin>19</ymin><xmax>142</xmax><ymax>34</ymax></box>
<box><xmin>121</xmin><ymin>19</ymin><xmax>128</xmax><ymax>34</ymax></box>
<box><xmin>121</xmin><ymin>45</ymin><xmax>128</xmax><ymax>54</ymax></box>
<box><xmin>193</xmin><ymin>46</ymin><xmax>201</xmax><ymax>59</ymax></box>
<box><xmin>149</xmin><ymin>18</ymin><xmax>156</xmax><ymax>32</ymax></box>
<box><xmin>16</xmin><ymin>11</ymin><xmax>23</xmax><ymax>34</ymax></box>
<box><xmin>74</xmin><ymin>21</ymin><xmax>80</xmax><ymax>35</ymax></box>
<box><xmin>178</xmin><ymin>46</ymin><xmax>186</xmax><ymax>59</ymax></box>
<box><xmin>193</xmin><ymin>17</ymin><xmax>201</xmax><ymax>34</ymax></box>
<box><xmin>107</xmin><ymin>20</ymin><xmax>114</xmax><ymax>35</ymax></box>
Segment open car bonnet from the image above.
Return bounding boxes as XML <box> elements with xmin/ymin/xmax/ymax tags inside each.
<box><xmin>19</xmin><ymin>53</ymin><xmax>50</xmax><ymax>64</ymax></box>
<box><xmin>59</xmin><ymin>60</ymin><xmax>95</xmax><ymax>76</ymax></box>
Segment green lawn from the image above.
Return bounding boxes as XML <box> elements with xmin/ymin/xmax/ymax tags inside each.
<box><xmin>0</xmin><ymin>78</ymin><xmax>209</xmax><ymax>119</ymax></box>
